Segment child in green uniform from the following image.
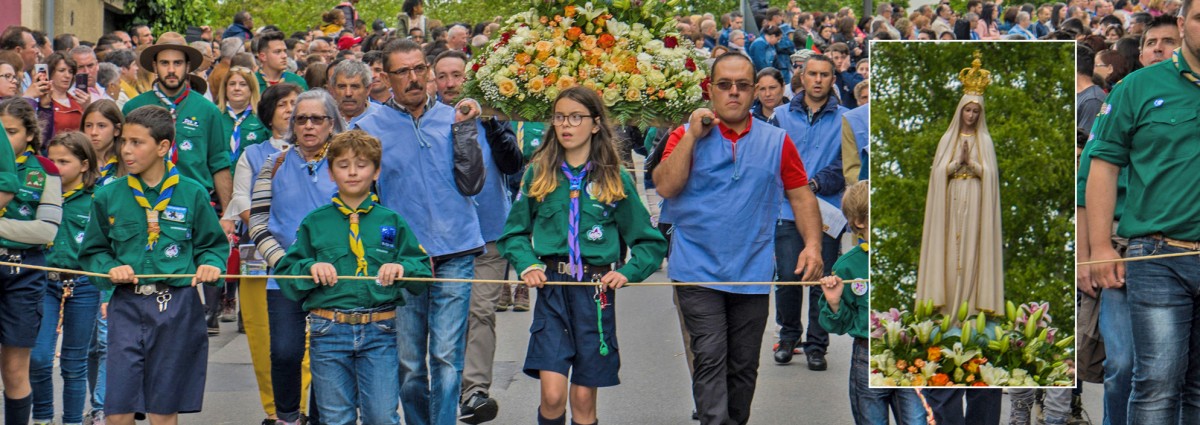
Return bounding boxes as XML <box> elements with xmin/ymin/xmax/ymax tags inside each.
<box><xmin>818</xmin><ymin>180</ymin><xmax>925</xmax><ymax>425</ymax></box>
<box><xmin>497</xmin><ymin>87</ymin><xmax>667</xmax><ymax>425</ymax></box>
<box><xmin>275</xmin><ymin>130</ymin><xmax>431</xmax><ymax>425</ymax></box>
<box><xmin>30</xmin><ymin>132</ymin><xmax>101</xmax><ymax>425</ymax></box>
<box><xmin>78</xmin><ymin>105</ymin><xmax>229</xmax><ymax>425</ymax></box>
<box><xmin>0</xmin><ymin>98</ymin><xmax>63</xmax><ymax>425</ymax></box>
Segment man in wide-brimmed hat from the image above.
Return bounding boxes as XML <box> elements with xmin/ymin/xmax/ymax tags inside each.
<box><xmin>122</xmin><ymin>31</ymin><xmax>232</xmax><ymax>214</ymax></box>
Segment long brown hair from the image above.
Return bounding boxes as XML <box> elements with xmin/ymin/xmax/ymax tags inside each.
<box><xmin>45</xmin><ymin>131</ymin><xmax>100</xmax><ymax>190</ymax></box>
<box><xmin>526</xmin><ymin>86</ymin><xmax>626</xmax><ymax>204</ymax></box>
<box><xmin>82</xmin><ymin>99</ymin><xmax>125</xmax><ymax>177</ymax></box>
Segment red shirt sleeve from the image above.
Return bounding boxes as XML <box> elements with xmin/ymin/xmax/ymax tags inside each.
<box><xmin>780</xmin><ymin>135</ymin><xmax>808</xmax><ymax>190</ymax></box>
<box><xmin>660</xmin><ymin>125</ymin><xmax>688</xmax><ymax>162</ymax></box>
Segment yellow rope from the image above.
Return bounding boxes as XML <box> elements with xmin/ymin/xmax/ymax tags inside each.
<box><xmin>1076</xmin><ymin>250</ymin><xmax>1200</xmax><ymax>266</ymax></box>
<box><xmin>0</xmin><ymin>261</ymin><xmax>862</xmax><ymax>287</ymax></box>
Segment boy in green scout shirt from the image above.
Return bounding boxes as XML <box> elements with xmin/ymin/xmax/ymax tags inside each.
<box><xmin>818</xmin><ymin>181</ymin><xmax>925</xmax><ymax>424</ymax></box>
<box><xmin>122</xmin><ymin>32</ymin><xmax>233</xmax><ymax>210</ymax></box>
<box><xmin>78</xmin><ymin>105</ymin><xmax>229</xmax><ymax>424</ymax></box>
<box><xmin>275</xmin><ymin>130</ymin><xmax>431</xmax><ymax>425</ymax></box>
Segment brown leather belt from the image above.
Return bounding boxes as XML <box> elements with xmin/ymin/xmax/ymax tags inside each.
<box><xmin>541</xmin><ymin>256</ymin><xmax>613</xmax><ymax>277</ymax></box>
<box><xmin>1152</xmin><ymin>233</ymin><xmax>1200</xmax><ymax>251</ymax></box>
<box><xmin>310</xmin><ymin>308</ymin><xmax>396</xmax><ymax>324</ymax></box>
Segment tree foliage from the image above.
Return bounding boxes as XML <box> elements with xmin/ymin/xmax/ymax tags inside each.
<box><xmin>870</xmin><ymin>42</ymin><xmax>1075</xmax><ymax>325</ymax></box>
<box><xmin>122</xmin><ymin>0</ymin><xmax>214</xmax><ymax>35</ymax></box>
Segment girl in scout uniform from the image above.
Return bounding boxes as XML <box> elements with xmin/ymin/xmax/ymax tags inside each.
<box><xmin>30</xmin><ymin>132</ymin><xmax>101</xmax><ymax>425</ymax></box>
<box><xmin>78</xmin><ymin>105</ymin><xmax>229</xmax><ymax>424</ymax></box>
<box><xmin>276</xmin><ymin>130</ymin><xmax>431</xmax><ymax>425</ymax></box>
<box><xmin>497</xmin><ymin>87</ymin><xmax>667</xmax><ymax>425</ymax></box>
<box><xmin>79</xmin><ymin>100</ymin><xmax>124</xmax><ymax>424</ymax></box>
<box><xmin>0</xmin><ymin>97</ymin><xmax>64</xmax><ymax>425</ymax></box>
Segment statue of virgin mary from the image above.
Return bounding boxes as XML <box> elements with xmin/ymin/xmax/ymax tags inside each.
<box><xmin>914</xmin><ymin>51</ymin><xmax>1005</xmax><ymax>316</ymax></box>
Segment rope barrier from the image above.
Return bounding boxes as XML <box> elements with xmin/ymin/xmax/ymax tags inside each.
<box><xmin>0</xmin><ymin>261</ymin><xmax>861</xmax><ymax>287</ymax></box>
<box><xmin>1076</xmin><ymin>250</ymin><xmax>1200</xmax><ymax>266</ymax></box>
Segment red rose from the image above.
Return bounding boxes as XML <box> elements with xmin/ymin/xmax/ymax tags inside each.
<box><xmin>685</xmin><ymin>57</ymin><xmax>696</xmax><ymax>72</ymax></box>
<box><xmin>472</xmin><ymin>62</ymin><xmax>481</xmax><ymax>72</ymax></box>
<box><xmin>700</xmin><ymin>77</ymin><xmax>711</xmax><ymax>101</ymax></box>
<box><xmin>664</xmin><ymin>35</ymin><xmax>678</xmax><ymax>48</ymax></box>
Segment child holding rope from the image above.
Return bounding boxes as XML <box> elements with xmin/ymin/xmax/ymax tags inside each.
<box><xmin>275</xmin><ymin>130</ymin><xmax>431</xmax><ymax>424</ymax></box>
<box><xmin>29</xmin><ymin>132</ymin><xmax>101</xmax><ymax>425</ymax></box>
<box><xmin>78</xmin><ymin>105</ymin><xmax>228</xmax><ymax>425</ymax></box>
<box><xmin>497</xmin><ymin>86</ymin><xmax>667</xmax><ymax>425</ymax></box>
<box><xmin>818</xmin><ymin>180</ymin><xmax>927</xmax><ymax>425</ymax></box>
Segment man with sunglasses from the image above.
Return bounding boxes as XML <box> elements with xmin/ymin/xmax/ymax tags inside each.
<box><xmin>654</xmin><ymin>53</ymin><xmax>823</xmax><ymax>425</ymax></box>
<box><xmin>353</xmin><ymin>39</ymin><xmax>487</xmax><ymax>425</ymax></box>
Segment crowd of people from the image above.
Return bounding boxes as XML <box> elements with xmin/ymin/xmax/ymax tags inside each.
<box><xmin>0</xmin><ymin>0</ymin><xmax>1186</xmax><ymax>423</ymax></box>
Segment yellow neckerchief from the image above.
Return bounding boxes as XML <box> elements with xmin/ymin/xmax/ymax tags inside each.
<box><xmin>331</xmin><ymin>193</ymin><xmax>379</xmax><ymax>276</ymax></box>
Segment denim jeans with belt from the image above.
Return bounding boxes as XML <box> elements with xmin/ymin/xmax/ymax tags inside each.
<box><xmin>30</xmin><ymin>276</ymin><xmax>100</xmax><ymax>424</ymax></box>
<box><xmin>308</xmin><ymin>312</ymin><xmax>401</xmax><ymax>425</ymax></box>
<box><xmin>398</xmin><ymin>253</ymin><xmax>474</xmax><ymax>425</ymax></box>
<box><xmin>1124</xmin><ymin>236</ymin><xmax>1200</xmax><ymax>424</ymax></box>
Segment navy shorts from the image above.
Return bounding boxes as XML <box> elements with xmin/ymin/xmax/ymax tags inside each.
<box><xmin>523</xmin><ymin>269</ymin><xmax>620</xmax><ymax>388</ymax></box>
<box><xmin>0</xmin><ymin>249</ymin><xmax>47</xmax><ymax>347</ymax></box>
<box><xmin>106</xmin><ymin>284</ymin><xmax>208</xmax><ymax>415</ymax></box>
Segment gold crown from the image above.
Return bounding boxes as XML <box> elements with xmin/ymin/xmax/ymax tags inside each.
<box><xmin>958</xmin><ymin>51</ymin><xmax>991</xmax><ymax>96</ymax></box>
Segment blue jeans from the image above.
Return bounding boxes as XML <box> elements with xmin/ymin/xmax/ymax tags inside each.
<box><xmin>268</xmin><ymin>289</ymin><xmax>319</xmax><ymax>423</ymax></box>
<box><xmin>308</xmin><ymin>314</ymin><xmax>400</xmax><ymax>425</ymax></box>
<box><xmin>1099</xmin><ymin>286</ymin><xmax>1133</xmax><ymax>425</ymax></box>
<box><xmin>1124</xmin><ymin>237</ymin><xmax>1200</xmax><ymax>425</ymax></box>
<box><xmin>849</xmin><ymin>339</ymin><xmax>925</xmax><ymax>425</ymax></box>
<box><xmin>774</xmin><ymin>220</ymin><xmax>837</xmax><ymax>352</ymax></box>
<box><xmin>30</xmin><ymin>277</ymin><xmax>100</xmax><ymax>424</ymax></box>
<box><xmin>87</xmin><ymin>299</ymin><xmax>108</xmax><ymax>413</ymax></box>
<box><xmin>398</xmin><ymin>254</ymin><xmax>474</xmax><ymax>425</ymax></box>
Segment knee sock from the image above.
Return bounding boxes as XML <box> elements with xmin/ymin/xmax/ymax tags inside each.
<box><xmin>537</xmin><ymin>406</ymin><xmax>566</xmax><ymax>425</ymax></box>
<box><xmin>4</xmin><ymin>394</ymin><xmax>32</xmax><ymax>425</ymax></box>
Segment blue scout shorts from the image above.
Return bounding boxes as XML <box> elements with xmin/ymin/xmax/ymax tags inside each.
<box><xmin>523</xmin><ymin>268</ymin><xmax>620</xmax><ymax>388</ymax></box>
<box><xmin>0</xmin><ymin>249</ymin><xmax>48</xmax><ymax>347</ymax></box>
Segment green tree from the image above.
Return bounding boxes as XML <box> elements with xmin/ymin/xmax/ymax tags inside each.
<box><xmin>122</xmin><ymin>0</ymin><xmax>214</xmax><ymax>35</ymax></box>
<box><xmin>869</xmin><ymin>42</ymin><xmax>1075</xmax><ymax>326</ymax></box>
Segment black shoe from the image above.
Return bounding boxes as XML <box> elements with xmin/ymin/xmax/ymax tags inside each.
<box><xmin>262</xmin><ymin>419</ymin><xmax>277</xmax><ymax>425</ymax></box>
<box><xmin>806</xmin><ymin>350</ymin><xmax>828</xmax><ymax>371</ymax></box>
<box><xmin>773</xmin><ymin>340</ymin><xmax>795</xmax><ymax>364</ymax></box>
<box><xmin>459</xmin><ymin>391</ymin><xmax>499</xmax><ymax>424</ymax></box>
<box><xmin>691</xmin><ymin>409</ymin><xmax>699</xmax><ymax>421</ymax></box>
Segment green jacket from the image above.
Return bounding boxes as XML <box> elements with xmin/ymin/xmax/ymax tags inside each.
<box><xmin>0</xmin><ymin>130</ymin><xmax>18</xmax><ymax>194</ymax></box>
<box><xmin>123</xmin><ymin>89</ymin><xmax>233</xmax><ymax>192</ymax></box>
<box><xmin>276</xmin><ymin>199</ymin><xmax>432</xmax><ymax>311</ymax></box>
<box><xmin>818</xmin><ymin>243</ymin><xmax>869</xmax><ymax>340</ymax></box>
<box><xmin>255</xmin><ymin>71</ymin><xmax>308</xmax><ymax>93</ymax></box>
<box><xmin>79</xmin><ymin>175</ymin><xmax>229</xmax><ymax>290</ymax></box>
<box><xmin>217</xmin><ymin>109</ymin><xmax>270</xmax><ymax>163</ymax></box>
<box><xmin>46</xmin><ymin>187</ymin><xmax>93</xmax><ymax>268</ymax></box>
<box><xmin>0</xmin><ymin>155</ymin><xmax>56</xmax><ymax>250</ymax></box>
<box><xmin>498</xmin><ymin>164</ymin><xmax>666</xmax><ymax>282</ymax></box>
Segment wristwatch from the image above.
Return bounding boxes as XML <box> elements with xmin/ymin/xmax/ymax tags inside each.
<box><xmin>809</xmin><ymin>180</ymin><xmax>819</xmax><ymax>193</ymax></box>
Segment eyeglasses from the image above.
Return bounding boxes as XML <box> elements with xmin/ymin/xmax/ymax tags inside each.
<box><xmin>0</xmin><ymin>73</ymin><xmax>16</xmax><ymax>82</ymax></box>
<box><xmin>388</xmin><ymin>64</ymin><xmax>429</xmax><ymax>77</ymax></box>
<box><xmin>552</xmin><ymin>113</ymin><xmax>595</xmax><ymax>127</ymax></box>
<box><xmin>294</xmin><ymin>115</ymin><xmax>331</xmax><ymax>125</ymax></box>
<box><xmin>713</xmin><ymin>81</ymin><xmax>754</xmax><ymax>92</ymax></box>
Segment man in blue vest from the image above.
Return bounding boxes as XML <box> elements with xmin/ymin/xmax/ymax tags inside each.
<box><xmin>654</xmin><ymin>52</ymin><xmax>823</xmax><ymax>425</ymax></box>
<box><xmin>353</xmin><ymin>39</ymin><xmax>486</xmax><ymax>425</ymax></box>
<box><xmin>772</xmin><ymin>55</ymin><xmax>849</xmax><ymax>370</ymax></box>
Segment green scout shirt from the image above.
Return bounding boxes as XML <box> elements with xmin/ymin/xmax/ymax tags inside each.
<box><xmin>255</xmin><ymin>71</ymin><xmax>309</xmax><ymax>93</ymax></box>
<box><xmin>497</xmin><ymin>165</ymin><xmax>667</xmax><ymax>282</ymax></box>
<box><xmin>217</xmin><ymin>110</ymin><xmax>270</xmax><ymax>163</ymax></box>
<box><xmin>79</xmin><ymin>175</ymin><xmax>230</xmax><ymax>290</ymax></box>
<box><xmin>0</xmin><ymin>157</ymin><xmax>54</xmax><ymax>250</ymax></box>
<box><xmin>0</xmin><ymin>130</ymin><xmax>18</xmax><ymax>194</ymax></box>
<box><xmin>46</xmin><ymin>187</ymin><xmax>92</xmax><ymax>268</ymax></box>
<box><xmin>818</xmin><ymin>243</ymin><xmax>869</xmax><ymax>340</ymax></box>
<box><xmin>123</xmin><ymin>89</ymin><xmax>233</xmax><ymax>192</ymax></box>
<box><xmin>514</xmin><ymin>121</ymin><xmax>546</xmax><ymax>160</ymax></box>
<box><xmin>1089</xmin><ymin>52</ymin><xmax>1200</xmax><ymax>240</ymax></box>
<box><xmin>275</xmin><ymin>199</ymin><xmax>432</xmax><ymax>311</ymax></box>
<box><xmin>1075</xmin><ymin>136</ymin><xmax>1127</xmax><ymax>220</ymax></box>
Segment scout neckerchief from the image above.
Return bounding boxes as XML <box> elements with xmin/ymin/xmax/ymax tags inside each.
<box><xmin>62</xmin><ymin>182</ymin><xmax>84</xmax><ymax>199</ymax></box>
<box><xmin>99</xmin><ymin>156</ymin><xmax>118</xmax><ymax>185</ymax></box>
<box><xmin>331</xmin><ymin>193</ymin><xmax>378</xmax><ymax>276</ymax></box>
<box><xmin>560</xmin><ymin>161</ymin><xmax>590</xmax><ymax>280</ymax></box>
<box><xmin>14</xmin><ymin>146</ymin><xmax>34</xmax><ymax>166</ymax></box>
<box><xmin>153</xmin><ymin>83</ymin><xmax>190</xmax><ymax>163</ymax></box>
<box><xmin>227</xmin><ymin>105</ymin><xmax>253</xmax><ymax>155</ymax></box>
<box><xmin>1172</xmin><ymin>49</ymin><xmax>1200</xmax><ymax>89</ymax></box>
<box><xmin>128</xmin><ymin>159</ymin><xmax>179</xmax><ymax>250</ymax></box>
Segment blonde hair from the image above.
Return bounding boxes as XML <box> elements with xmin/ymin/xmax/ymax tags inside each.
<box><xmin>842</xmin><ymin>180</ymin><xmax>869</xmax><ymax>237</ymax></box>
<box><xmin>216</xmin><ymin>66</ymin><xmax>262</xmax><ymax>113</ymax></box>
<box><xmin>525</xmin><ymin>87</ymin><xmax>627</xmax><ymax>204</ymax></box>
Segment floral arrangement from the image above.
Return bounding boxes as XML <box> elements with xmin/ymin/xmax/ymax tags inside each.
<box><xmin>870</xmin><ymin>300</ymin><xmax>1075</xmax><ymax>387</ymax></box>
<box><xmin>462</xmin><ymin>0</ymin><xmax>710</xmax><ymax>128</ymax></box>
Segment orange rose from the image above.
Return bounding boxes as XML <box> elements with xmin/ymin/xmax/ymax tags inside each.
<box><xmin>927</xmin><ymin>347</ymin><xmax>943</xmax><ymax>362</ymax></box>
<box><xmin>911</xmin><ymin>375</ymin><xmax>926</xmax><ymax>386</ymax></box>
<box><xmin>907</xmin><ymin>366</ymin><xmax>918</xmax><ymax>374</ymax></box>
<box><xmin>540</xmin><ymin>16</ymin><xmax>549</xmax><ymax>24</ymax></box>
<box><xmin>598</xmin><ymin>33</ymin><xmax>616</xmax><ymax>49</ymax></box>
<box><xmin>544</xmin><ymin>73</ymin><xmax>557</xmax><ymax>85</ymax></box>
<box><xmin>971</xmin><ymin>381</ymin><xmax>990</xmax><ymax>387</ymax></box>
<box><xmin>564</xmin><ymin>5</ymin><xmax>577</xmax><ymax>17</ymax></box>
<box><xmin>896</xmin><ymin>360</ymin><xmax>908</xmax><ymax>370</ymax></box>
<box><xmin>930</xmin><ymin>373</ymin><xmax>951</xmax><ymax>386</ymax></box>
<box><xmin>963</xmin><ymin>362</ymin><xmax>979</xmax><ymax>375</ymax></box>
<box><xmin>580</xmin><ymin>35</ymin><xmax>598</xmax><ymax>51</ymax></box>
<box><xmin>515</xmin><ymin>53</ymin><xmax>532</xmax><ymax>66</ymax></box>
<box><xmin>566</xmin><ymin>27</ymin><xmax>583</xmax><ymax>41</ymax></box>
<box><xmin>556</xmin><ymin>76</ymin><xmax>576</xmax><ymax>90</ymax></box>
<box><xmin>914</xmin><ymin>359</ymin><xmax>926</xmax><ymax>368</ymax></box>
